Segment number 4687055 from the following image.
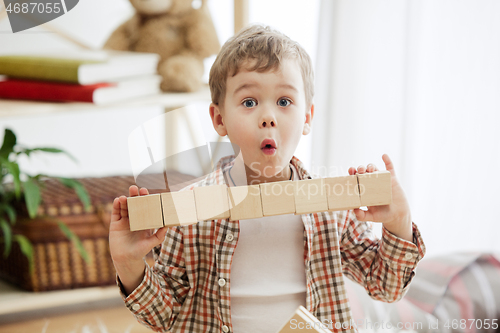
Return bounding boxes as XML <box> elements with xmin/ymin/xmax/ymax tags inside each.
<box><xmin>6</xmin><ymin>3</ymin><xmax>61</xmax><ymax>14</ymax></box>
<box><xmin>444</xmin><ymin>319</ymin><xmax>498</xmax><ymax>330</ymax></box>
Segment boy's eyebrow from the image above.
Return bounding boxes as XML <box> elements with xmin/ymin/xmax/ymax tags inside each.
<box><xmin>277</xmin><ymin>84</ymin><xmax>299</xmax><ymax>93</ymax></box>
<box><xmin>233</xmin><ymin>83</ymin><xmax>258</xmax><ymax>95</ymax></box>
<box><xmin>233</xmin><ymin>83</ymin><xmax>299</xmax><ymax>95</ymax></box>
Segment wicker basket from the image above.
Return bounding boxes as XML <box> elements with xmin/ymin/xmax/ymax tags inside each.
<box><xmin>0</xmin><ymin>172</ymin><xmax>195</xmax><ymax>292</ymax></box>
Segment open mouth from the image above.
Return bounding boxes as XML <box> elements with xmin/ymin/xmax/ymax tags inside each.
<box><xmin>261</xmin><ymin>139</ymin><xmax>277</xmax><ymax>155</ymax></box>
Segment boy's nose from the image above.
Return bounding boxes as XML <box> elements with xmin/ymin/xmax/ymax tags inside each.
<box><xmin>260</xmin><ymin>114</ymin><xmax>277</xmax><ymax>128</ymax></box>
<box><xmin>261</xmin><ymin>120</ymin><xmax>276</xmax><ymax>127</ymax></box>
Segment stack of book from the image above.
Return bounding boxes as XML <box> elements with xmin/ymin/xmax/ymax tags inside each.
<box><xmin>0</xmin><ymin>50</ymin><xmax>162</xmax><ymax>105</ymax></box>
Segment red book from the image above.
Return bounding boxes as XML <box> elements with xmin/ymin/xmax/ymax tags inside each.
<box><xmin>0</xmin><ymin>75</ymin><xmax>161</xmax><ymax>104</ymax></box>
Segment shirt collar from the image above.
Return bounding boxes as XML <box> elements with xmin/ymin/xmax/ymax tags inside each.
<box><xmin>213</xmin><ymin>155</ymin><xmax>313</xmax><ymax>186</ymax></box>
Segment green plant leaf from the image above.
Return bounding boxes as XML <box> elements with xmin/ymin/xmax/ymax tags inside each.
<box><xmin>57</xmin><ymin>178</ymin><xmax>91</xmax><ymax>211</ymax></box>
<box><xmin>4</xmin><ymin>160</ymin><xmax>21</xmax><ymax>199</ymax></box>
<box><xmin>0</xmin><ymin>156</ymin><xmax>7</xmax><ymax>184</ymax></box>
<box><xmin>0</xmin><ymin>129</ymin><xmax>16</xmax><ymax>159</ymax></box>
<box><xmin>56</xmin><ymin>221</ymin><xmax>90</xmax><ymax>264</ymax></box>
<box><xmin>17</xmin><ymin>147</ymin><xmax>78</xmax><ymax>164</ymax></box>
<box><xmin>13</xmin><ymin>234</ymin><xmax>34</xmax><ymax>275</ymax></box>
<box><xmin>23</xmin><ymin>178</ymin><xmax>41</xmax><ymax>219</ymax></box>
<box><xmin>0</xmin><ymin>218</ymin><xmax>12</xmax><ymax>257</ymax></box>
<box><xmin>0</xmin><ymin>203</ymin><xmax>16</xmax><ymax>224</ymax></box>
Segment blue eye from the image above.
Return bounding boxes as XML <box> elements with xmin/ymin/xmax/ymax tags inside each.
<box><xmin>243</xmin><ymin>99</ymin><xmax>257</xmax><ymax>108</ymax></box>
<box><xmin>278</xmin><ymin>98</ymin><xmax>291</xmax><ymax>107</ymax></box>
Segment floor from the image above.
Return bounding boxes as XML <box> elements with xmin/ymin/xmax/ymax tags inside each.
<box><xmin>0</xmin><ymin>305</ymin><xmax>152</xmax><ymax>333</ymax></box>
<box><xmin>0</xmin><ymin>276</ymin><xmax>154</xmax><ymax>333</ymax></box>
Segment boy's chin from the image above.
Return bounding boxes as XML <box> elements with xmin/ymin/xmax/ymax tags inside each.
<box><xmin>256</xmin><ymin>164</ymin><xmax>290</xmax><ymax>180</ymax></box>
<box><xmin>238</xmin><ymin>152</ymin><xmax>290</xmax><ymax>177</ymax></box>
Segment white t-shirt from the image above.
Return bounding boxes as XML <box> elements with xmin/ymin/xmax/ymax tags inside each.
<box><xmin>226</xmin><ymin>163</ymin><xmax>307</xmax><ymax>333</ymax></box>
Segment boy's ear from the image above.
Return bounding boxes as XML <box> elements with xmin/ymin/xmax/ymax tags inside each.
<box><xmin>302</xmin><ymin>104</ymin><xmax>314</xmax><ymax>135</ymax></box>
<box><xmin>209</xmin><ymin>103</ymin><xmax>228</xmax><ymax>137</ymax></box>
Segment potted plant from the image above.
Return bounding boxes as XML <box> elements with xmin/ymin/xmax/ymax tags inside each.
<box><xmin>0</xmin><ymin>128</ymin><xmax>94</xmax><ymax>290</ymax></box>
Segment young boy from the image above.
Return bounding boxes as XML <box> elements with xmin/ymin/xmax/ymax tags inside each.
<box><xmin>110</xmin><ymin>25</ymin><xmax>426</xmax><ymax>333</ymax></box>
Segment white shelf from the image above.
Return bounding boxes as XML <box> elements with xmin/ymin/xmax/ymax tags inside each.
<box><xmin>0</xmin><ymin>85</ymin><xmax>211</xmax><ymax>117</ymax></box>
<box><xmin>0</xmin><ymin>279</ymin><xmax>121</xmax><ymax>317</ymax></box>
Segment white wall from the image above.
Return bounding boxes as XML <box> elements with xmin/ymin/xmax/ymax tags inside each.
<box><xmin>0</xmin><ymin>0</ymin><xmax>320</xmax><ymax>178</ymax></box>
<box><xmin>313</xmin><ymin>0</ymin><xmax>500</xmax><ymax>257</ymax></box>
<box><xmin>402</xmin><ymin>1</ymin><xmax>500</xmax><ymax>257</ymax></box>
<box><xmin>313</xmin><ymin>0</ymin><xmax>408</xmax><ymax>177</ymax></box>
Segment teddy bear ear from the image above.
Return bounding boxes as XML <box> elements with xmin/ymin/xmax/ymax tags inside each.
<box><xmin>192</xmin><ymin>0</ymin><xmax>203</xmax><ymax>10</ymax></box>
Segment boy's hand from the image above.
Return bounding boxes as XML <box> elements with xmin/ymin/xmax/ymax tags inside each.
<box><xmin>348</xmin><ymin>154</ymin><xmax>413</xmax><ymax>242</ymax></box>
<box><xmin>109</xmin><ymin>185</ymin><xmax>168</xmax><ymax>295</ymax></box>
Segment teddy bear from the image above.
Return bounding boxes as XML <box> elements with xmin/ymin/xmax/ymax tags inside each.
<box><xmin>103</xmin><ymin>0</ymin><xmax>220</xmax><ymax>92</ymax></box>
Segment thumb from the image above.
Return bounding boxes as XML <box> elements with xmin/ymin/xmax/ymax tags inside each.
<box><xmin>147</xmin><ymin>227</ymin><xmax>168</xmax><ymax>248</ymax></box>
<box><xmin>382</xmin><ymin>154</ymin><xmax>396</xmax><ymax>177</ymax></box>
<box><xmin>353</xmin><ymin>208</ymin><xmax>373</xmax><ymax>222</ymax></box>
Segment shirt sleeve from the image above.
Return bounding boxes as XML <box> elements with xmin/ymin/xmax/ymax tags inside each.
<box><xmin>339</xmin><ymin>210</ymin><xmax>426</xmax><ymax>303</ymax></box>
<box><xmin>116</xmin><ymin>226</ymin><xmax>190</xmax><ymax>332</ymax></box>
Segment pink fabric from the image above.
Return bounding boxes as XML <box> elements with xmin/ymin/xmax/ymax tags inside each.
<box><xmin>448</xmin><ymin>275</ymin><xmax>475</xmax><ymax>333</ymax></box>
<box><xmin>344</xmin><ymin>253</ymin><xmax>500</xmax><ymax>333</ymax></box>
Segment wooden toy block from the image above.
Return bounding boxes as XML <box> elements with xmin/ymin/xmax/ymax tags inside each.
<box><xmin>324</xmin><ymin>175</ymin><xmax>361</xmax><ymax>211</ymax></box>
<box><xmin>228</xmin><ymin>185</ymin><xmax>263</xmax><ymax>221</ymax></box>
<box><xmin>161</xmin><ymin>190</ymin><xmax>198</xmax><ymax>226</ymax></box>
<box><xmin>127</xmin><ymin>194</ymin><xmax>164</xmax><ymax>231</ymax></box>
<box><xmin>277</xmin><ymin>305</ymin><xmax>331</xmax><ymax>333</ymax></box>
<box><xmin>357</xmin><ymin>170</ymin><xmax>392</xmax><ymax>207</ymax></box>
<box><xmin>294</xmin><ymin>178</ymin><xmax>328</xmax><ymax>214</ymax></box>
<box><xmin>259</xmin><ymin>180</ymin><xmax>296</xmax><ymax>216</ymax></box>
<box><xmin>128</xmin><ymin>172</ymin><xmax>394</xmax><ymax>230</ymax></box>
<box><xmin>193</xmin><ymin>184</ymin><xmax>230</xmax><ymax>220</ymax></box>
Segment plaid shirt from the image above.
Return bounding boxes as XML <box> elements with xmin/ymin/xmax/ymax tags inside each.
<box><xmin>118</xmin><ymin>155</ymin><xmax>426</xmax><ymax>333</ymax></box>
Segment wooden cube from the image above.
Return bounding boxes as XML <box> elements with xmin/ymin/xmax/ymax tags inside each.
<box><xmin>294</xmin><ymin>178</ymin><xmax>328</xmax><ymax>214</ymax></box>
<box><xmin>324</xmin><ymin>175</ymin><xmax>361</xmax><ymax>211</ymax></box>
<box><xmin>228</xmin><ymin>185</ymin><xmax>263</xmax><ymax>221</ymax></box>
<box><xmin>357</xmin><ymin>170</ymin><xmax>392</xmax><ymax>207</ymax></box>
<box><xmin>193</xmin><ymin>184</ymin><xmax>230</xmax><ymax>220</ymax></box>
<box><xmin>127</xmin><ymin>194</ymin><xmax>164</xmax><ymax>231</ymax></box>
<box><xmin>161</xmin><ymin>190</ymin><xmax>198</xmax><ymax>227</ymax></box>
<box><xmin>259</xmin><ymin>180</ymin><xmax>296</xmax><ymax>216</ymax></box>
<box><xmin>277</xmin><ymin>306</ymin><xmax>328</xmax><ymax>333</ymax></box>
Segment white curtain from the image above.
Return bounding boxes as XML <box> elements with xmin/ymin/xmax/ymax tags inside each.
<box><xmin>313</xmin><ymin>0</ymin><xmax>500</xmax><ymax>257</ymax></box>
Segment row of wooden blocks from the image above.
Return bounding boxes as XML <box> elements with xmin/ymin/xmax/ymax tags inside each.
<box><xmin>127</xmin><ymin>171</ymin><xmax>391</xmax><ymax>231</ymax></box>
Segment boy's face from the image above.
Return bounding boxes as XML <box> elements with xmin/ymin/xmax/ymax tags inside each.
<box><xmin>210</xmin><ymin>58</ymin><xmax>314</xmax><ymax>182</ymax></box>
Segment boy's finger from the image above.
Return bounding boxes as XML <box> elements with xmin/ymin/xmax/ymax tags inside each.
<box><xmin>119</xmin><ymin>195</ymin><xmax>129</xmax><ymax>217</ymax></box>
<box><xmin>111</xmin><ymin>197</ymin><xmax>122</xmax><ymax>222</ymax></box>
<box><xmin>139</xmin><ymin>187</ymin><xmax>150</xmax><ymax>196</ymax></box>
<box><xmin>382</xmin><ymin>154</ymin><xmax>396</xmax><ymax>177</ymax></box>
<box><xmin>357</xmin><ymin>165</ymin><xmax>366</xmax><ymax>174</ymax></box>
<box><xmin>155</xmin><ymin>227</ymin><xmax>168</xmax><ymax>243</ymax></box>
<box><xmin>353</xmin><ymin>208</ymin><xmax>366</xmax><ymax>221</ymax></box>
<box><xmin>354</xmin><ymin>208</ymin><xmax>374</xmax><ymax>222</ymax></box>
<box><xmin>147</xmin><ymin>227</ymin><xmax>168</xmax><ymax>248</ymax></box>
<box><xmin>348</xmin><ymin>167</ymin><xmax>357</xmax><ymax>175</ymax></box>
<box><xmin>129</xmin><ymin>185</ymin><xmax>140</xmax><ymax>197</ymax></box>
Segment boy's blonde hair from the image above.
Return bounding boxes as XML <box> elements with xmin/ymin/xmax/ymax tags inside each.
<box><xmin>209</xmin><ymin>24</ymin><xmax>314</xmax><ymax>109</ymax></box>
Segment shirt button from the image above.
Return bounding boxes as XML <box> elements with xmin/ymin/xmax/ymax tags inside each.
<box><xmin>225</xmin><ymin>233</ymin><xmax>234</xmax><ymax>241</ymax></box>
<box><xmin>405</xmin><ymin>252</ymin><xmax>414</xmax><ymax>260</ymax></box>
<box><xmin>222</xmin><ymin>325</ymin><xmax>229</xmax><ymax>332</ymax></box>
<box><xmin>132</xmin><ymin>304</ymin><xmax>141</xmax><ymax>311</ymax></box>
<box><xmin>218</xmin><ymin>278</ymin><xmax>226</xmax><ymax>287</ymax></box>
